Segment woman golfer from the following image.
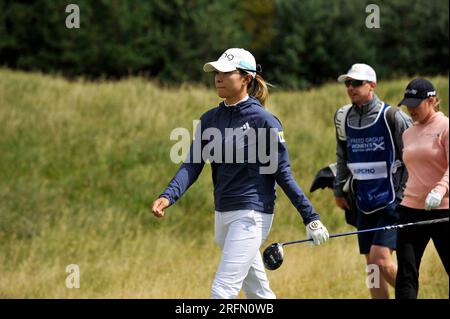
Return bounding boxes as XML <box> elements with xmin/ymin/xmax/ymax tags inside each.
<box><xmin>151</xmin><ymin>48</ymin><xmax>329</xmax><ymax>299</ymax></box>
<box><xmin>395</xmin><ymin>78</ymin><xmax>449</xmax><ymax>298</ymax></box>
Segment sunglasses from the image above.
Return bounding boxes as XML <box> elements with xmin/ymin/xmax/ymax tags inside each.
<box><xmin>344</xmin><ymin>79</ymin><xmax>366</xmax><ymax>88</ymax></box>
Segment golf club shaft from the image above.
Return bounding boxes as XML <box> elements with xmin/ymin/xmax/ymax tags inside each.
<box><xmin>281</xmin><ymin>217</ymin><xmax>449</xmax><ymax>247</ymax></box>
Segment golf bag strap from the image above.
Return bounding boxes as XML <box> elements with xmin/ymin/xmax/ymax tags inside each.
<box><xmin>386</xmin><ymin>106</ymin><xmax>400</xmax><ymax>160</ymax></box>
<box><xmin>335</xmin><ymin>104</ymin><xmax>352</xmax><ymax>142</ymax></box>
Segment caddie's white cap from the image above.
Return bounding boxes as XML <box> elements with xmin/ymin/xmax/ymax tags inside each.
<box><xmin>337</xmin><ymin>63</ymin><xmax>377</xmax><ymax>83</ymax></box>
<box><xmin>203</xmin><ymin>48</ymin><xmax>257</xmax><ymax>78</ymax></box>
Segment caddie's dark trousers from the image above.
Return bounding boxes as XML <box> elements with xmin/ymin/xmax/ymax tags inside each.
<box><xmin>395</xmin><ymin>205</ymin><xmax>449</xmax><ymax>299</ymax></box>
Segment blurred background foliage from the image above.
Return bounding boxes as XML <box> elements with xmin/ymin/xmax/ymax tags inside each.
<box><xmin>0</xmin><ymin>0</ymin><xmax>448</xmax><ymax>88</ymax></box>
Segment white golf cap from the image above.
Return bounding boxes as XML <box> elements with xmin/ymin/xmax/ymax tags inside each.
<box><xmin>337</xmin><ymin>63</ymin><xmax>377</xmax><ymax>83</ymax></box>
<box><xmin>203</xmin><ymin>48</ymin><xmax>257</xmax><ymax>78</ymax></box>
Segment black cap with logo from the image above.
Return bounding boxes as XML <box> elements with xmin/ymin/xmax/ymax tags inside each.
<box><xmin>398</xmin><ymin>78</ymin><xmax>437</xmax><ymax>108</ymax></box>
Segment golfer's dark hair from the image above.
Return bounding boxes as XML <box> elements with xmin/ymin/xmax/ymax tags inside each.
<box><xmin>239</xmin><ymin>69</ymin><xmax>269</xmax><ymax>106</ymax></box>
<box><xmin>249</xmin><ymin>74</ymin><xmax>269</xmax><ymax>107</ymax></box>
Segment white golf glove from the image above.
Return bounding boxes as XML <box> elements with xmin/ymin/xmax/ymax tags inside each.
<box><xmin>306</xmin><ymin>220</ymin><xmax>329</xmax><ymax>245</ymax></box>
<box><xmin>424</xmin><ymin>189</ymin><xmax>443</xmax><ymax>211</ymax></box>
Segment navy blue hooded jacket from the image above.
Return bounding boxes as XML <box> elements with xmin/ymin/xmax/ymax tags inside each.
<box><xmin>160</xmin><ymin>96</ymin><xmax>319</xmax><ymax>225</ymax></box>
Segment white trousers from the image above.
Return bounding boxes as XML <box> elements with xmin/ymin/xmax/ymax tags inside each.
<box><xmin>211</xmin><ymin>209</ymin><xmax>276</xmax><ymax>299</ymax></box>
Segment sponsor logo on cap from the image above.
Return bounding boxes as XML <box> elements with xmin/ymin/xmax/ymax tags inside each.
<box><xmin>222</xmin><ymin>52</ymin><xmax>234</xmax><ymax>61</ymax></box>
<box><xmin>352</xmin><ymin>65</ymin><xmax>363</xmax><ymax>72</ymax></box>
<box><xmin>405</xmin><ymin>89</ymin><xmax>418</xmax><ymax>95</ymax></box>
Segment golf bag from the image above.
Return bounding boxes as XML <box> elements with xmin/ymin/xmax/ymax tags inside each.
<box><xmin>310</xmin><ymin>163</ymin><xmax>357</xmax><ymax>227</ymax></box>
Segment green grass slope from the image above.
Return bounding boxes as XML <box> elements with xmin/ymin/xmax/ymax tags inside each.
<box><xmin>0</xmin><ymin>69</ymin><xmax>447</xmax><ymax>298</ymax></box>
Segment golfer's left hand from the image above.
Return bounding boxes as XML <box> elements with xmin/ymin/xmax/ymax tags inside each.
<box><xmin>306</xmin><ymin>220</ymin><xmax>329</xmax><ymax>245</ymax></box>
<box><xmin>424</xmin><ymin>189</ymin><xmax>442</xmax><ymax>211</ymax></box>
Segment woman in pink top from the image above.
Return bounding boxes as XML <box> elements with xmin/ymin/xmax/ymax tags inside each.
<box><xmin>395</xmin><ymin>78</ymin><xmax>449</xmax><ymax>299</ymax></box>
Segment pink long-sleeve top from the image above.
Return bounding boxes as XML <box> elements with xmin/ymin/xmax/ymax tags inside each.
<box><xmin>400</xmin><ymin>111</ymin><xmax>449</xmax><ymax>209</ymax></box>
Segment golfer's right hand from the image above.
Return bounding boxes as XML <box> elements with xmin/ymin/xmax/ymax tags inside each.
<box><xmin>151</xmin><ymin>197</ymin><xmax>170</xmax><ymax>218</ymax></box>
<box><xmin>335</xmin><ymin>196</ymin><xmax>350</xmax><ymax>210</ymax></box>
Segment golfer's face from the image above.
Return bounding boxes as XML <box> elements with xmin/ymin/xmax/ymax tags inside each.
<box><xmin>406</xmin><ymin>98</ymin><xmax>434</xmax><ymax>124</ymax></box>
<box><xmin>214</xmin><ymin>71</ymin><xmax>248</xmax><ymax>100</ymax></box>
<box><xmin>346</xmin><ymin>80</ymin><xmax>373</xmax><ymax>106</ymax></box>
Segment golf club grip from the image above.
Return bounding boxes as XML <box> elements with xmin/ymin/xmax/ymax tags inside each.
<box><xmin>282</xmin><ymin>228</ymin><xmax>377</xmax><ymax>246</ymax></box>
<box><xmin>281</xmin><ymin>217</ymin><xmax>449</xmax><ymax>247</ymax></box>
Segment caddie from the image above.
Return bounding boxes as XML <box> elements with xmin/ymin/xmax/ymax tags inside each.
<box><xmin>333</xmin><ymin>63</ymin><xmax>411</xmax><ymax>299</ymax></box>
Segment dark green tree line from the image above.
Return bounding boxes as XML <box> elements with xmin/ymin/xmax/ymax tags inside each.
<box><xmin>0</xmin><ymin>0</ymin><xmax>448</xmax><ymax>88</ymax></box>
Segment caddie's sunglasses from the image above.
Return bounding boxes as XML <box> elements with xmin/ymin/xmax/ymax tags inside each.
<box><xmin>344</xmin><ymin>79</ymin><xmax>366</xmax><ymax>88</ymax></box>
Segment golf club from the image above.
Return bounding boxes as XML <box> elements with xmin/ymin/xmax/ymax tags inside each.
<box><xmin>263</xmin><ymin>217</ymin><xmax>449</xmax><ymax>270</ymax></box>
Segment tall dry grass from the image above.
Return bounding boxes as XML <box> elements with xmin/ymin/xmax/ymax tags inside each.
<box><xmin>0</xmin><ymin>69</ymin><xmax>448</xmax><ymax>298</ymax></box>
